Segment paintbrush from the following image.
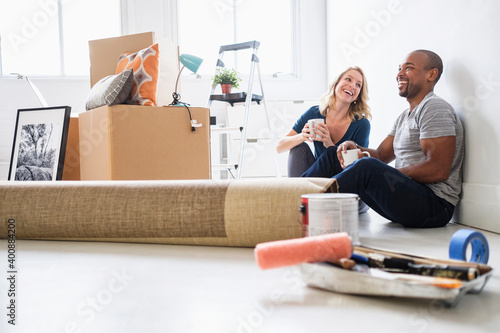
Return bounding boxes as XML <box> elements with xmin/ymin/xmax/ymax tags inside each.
<box><xmin>350</xmin><ymin>253</ymin><xmax>478</xmax><ymax>281</ymax></box>
<box><xmin>353</xmin><ymin>246</ymin><xmax>491</xmax><ymax>275</ymax></box>
<box><xmin>338</xmin><ymin>259</ymin><xmax>463</xmax><ymax>289</ymax></box>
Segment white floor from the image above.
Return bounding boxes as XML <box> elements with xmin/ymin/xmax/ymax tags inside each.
<box><xmin>1</xmin><ymin>210</ymin><xmax>499</xmax><ymax>333</ymax></box>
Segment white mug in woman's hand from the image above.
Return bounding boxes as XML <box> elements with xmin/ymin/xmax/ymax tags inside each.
<box><xmin>307</xmin><ymin>118</ymin><xmax>324</xmax><ymax>139</ymax></box>
<box><xmin>342</xmin><ymin>148</ymin><xmax>370</xmax><ymax>166</ymax></box>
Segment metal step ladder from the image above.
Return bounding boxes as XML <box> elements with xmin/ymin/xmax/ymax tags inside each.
<box><xmin>207</xmin><ymin>40</ymin><xmax>281</xmax><ymax>179</ymax></box>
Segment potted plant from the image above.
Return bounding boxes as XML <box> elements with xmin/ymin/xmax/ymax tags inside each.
<box><xmin>212</xmin><ymin>68</ymin><xmax>242</xmax><ymax>94</ymax></box>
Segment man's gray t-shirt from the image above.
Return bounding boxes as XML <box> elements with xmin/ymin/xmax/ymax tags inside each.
<box><xmin>389</xmin><ymin>92</ymin><xmax>464</xmax><ymax>205</ymax></box>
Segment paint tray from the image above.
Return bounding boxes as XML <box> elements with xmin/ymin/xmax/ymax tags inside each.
<box><xmin>300</xmin><ymin>246</ymin><xmax>493</xmax><ymax>307</ymax></box>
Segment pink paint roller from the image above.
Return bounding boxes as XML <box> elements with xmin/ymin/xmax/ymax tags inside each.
<box><xmin>254</xmin><ymin>232</ymin><xmax>352</xmax><ymax>270</ymax></box>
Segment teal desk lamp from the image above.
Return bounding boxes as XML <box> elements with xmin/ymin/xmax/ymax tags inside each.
<box><xmin>171</xmin><ymin>54</ymin><xmax>203</xmax><ymax>105</ymax></box>
<box><xmin>170</xmin><ymin>54</ymin><xmax>203</xmax><ymax>131</ymax></box>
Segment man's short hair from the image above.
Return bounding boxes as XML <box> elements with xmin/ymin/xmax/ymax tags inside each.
<box><xmin>414</xmin><ymin>49</ymin><xmax>443</xmax><ymax>84</ymax></box>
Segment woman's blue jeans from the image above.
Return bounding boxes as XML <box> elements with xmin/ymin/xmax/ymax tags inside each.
<box><xmin>301</xmin><ymin>146</ymin><xmax>455</xmax><ymax>228</ymax></box>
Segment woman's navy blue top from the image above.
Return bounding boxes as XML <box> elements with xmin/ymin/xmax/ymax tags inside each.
<box><xmin>292</xmin><ymin>105</ymin><xmax>370</xmax><ymax>158</ymax></box>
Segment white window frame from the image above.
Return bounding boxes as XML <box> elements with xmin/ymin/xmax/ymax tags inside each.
<box><xmin>172</xmin><ymin>0</ymin><xmax>301</xmax><ymax>82</ymax></box>
<box><xmin>0</xmin><ymin>0</ymin><xmax>123</xmax><ymax>78</ymax></box>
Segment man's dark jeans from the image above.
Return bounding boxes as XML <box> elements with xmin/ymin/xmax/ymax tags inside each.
<box><xmin>301</xmin><ymin>146</ymin><xmax>455</xmax><ymax>227</ymax></box>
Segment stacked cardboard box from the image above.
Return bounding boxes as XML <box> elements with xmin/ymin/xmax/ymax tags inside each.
<box><xmin>77</xmin><ymin>32</ymin><xmax>210</xmax><ymax>180</ymax></box>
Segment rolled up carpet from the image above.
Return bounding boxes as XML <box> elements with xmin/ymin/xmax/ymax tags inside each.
<box><xmin>0</xmin><ymin>178</ymin><xmax>337</xmax><ymax>247</ymax></box>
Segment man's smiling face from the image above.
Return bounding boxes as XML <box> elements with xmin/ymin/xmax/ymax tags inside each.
<box><xmin>397</xmin><ymin>52</ymin><xmax>430</xmax><ymax>99</ymax></box>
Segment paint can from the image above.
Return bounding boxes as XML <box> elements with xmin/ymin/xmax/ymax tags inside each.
<box><xmin>300</xmin><ymin>193</ymin><xmax>359</xmax><ymax>245</ymax></box>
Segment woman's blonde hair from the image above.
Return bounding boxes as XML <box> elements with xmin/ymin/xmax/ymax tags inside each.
<box><xmin>319</xmin><ymin>66</ymin><xmax>372</xmax><ymax>121</ymax></box>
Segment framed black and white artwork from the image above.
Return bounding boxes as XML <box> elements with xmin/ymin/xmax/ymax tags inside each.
<box><xmin>8</xmin><ymin>106</ymin><xmax>71</xmax><ymax>181</ymax></box>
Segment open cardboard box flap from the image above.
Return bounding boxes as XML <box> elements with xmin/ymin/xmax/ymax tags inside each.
<box><xmin>88</xmin><ymin>32</ymin><xmax>179</xmax><ymax>106</ymax></box>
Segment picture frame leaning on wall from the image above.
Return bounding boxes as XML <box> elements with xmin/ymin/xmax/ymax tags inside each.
<box><xmin>8</xmin><ymin>106</ymin><xmax>71</xmax><ymax>181</ymax></box>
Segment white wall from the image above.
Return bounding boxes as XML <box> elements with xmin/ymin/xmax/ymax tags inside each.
<box><xmin>326</xmin><ymin>0</ymin><xmax>500</xmax><ymax>232</ymax></box>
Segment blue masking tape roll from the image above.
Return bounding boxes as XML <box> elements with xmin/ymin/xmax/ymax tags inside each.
<box><xmin>449</xmin><ymin>229</ymin><xmax>489</xmax><ymax>264</ymax></box>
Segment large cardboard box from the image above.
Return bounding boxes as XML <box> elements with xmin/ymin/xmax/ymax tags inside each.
<box><xmin>79</xmin><ymin>105</ymin><xmax>210</xmax><ymax>180</ymax></box>
<box><xmin>62</xmin><ymin>116</ymin><xmax>80</xmax><ymax>180</ymax></box>
<box><xmin>79</xmin><ymin>32</ymin><xmax>211</xmax><ymax>180</ymax></box>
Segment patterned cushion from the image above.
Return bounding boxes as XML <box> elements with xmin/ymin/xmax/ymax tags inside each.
<box><xmin>85</xmin><ymin>68</ymin><xmax>134</xmax><ymax>111</ymax></box>
<box><xmin>116</xmin><ymin>43</ymin><xmax>160</xmax><ymax>106</ymax></box>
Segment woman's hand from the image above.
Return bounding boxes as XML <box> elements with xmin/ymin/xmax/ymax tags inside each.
<box><xmin>301</xmin><ymin>123</ymin><xmax>313</xmax><ymax>142</ymax></box>
<box><xmin>312</xmin><ymin>123</ymin><xmax>334</xmax><ymax>148</ymax></box>
<box><xmin>277</xmin><ymin>129</ymin><xmax>310</xmax><ymax>153</ymax></box>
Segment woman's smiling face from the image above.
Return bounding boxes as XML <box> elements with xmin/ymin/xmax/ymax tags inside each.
<box><xmin>334</xmin><ymin>69</ymin><xmax>363</xmax><ymax>103</ymax></box>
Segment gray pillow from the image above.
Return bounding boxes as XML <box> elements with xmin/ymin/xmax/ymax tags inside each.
<box><xmin>85</xmin><ymin>68</ymin><xmax>134</xmax><ymax>110</ymax></box>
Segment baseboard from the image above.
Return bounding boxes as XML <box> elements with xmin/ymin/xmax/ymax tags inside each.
<box><xmin>456</xmin><ymin>182</ymin><xmax>500</xmax><ymax>233</ymax></box>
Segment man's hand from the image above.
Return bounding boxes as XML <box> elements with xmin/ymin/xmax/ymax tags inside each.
<box><xmin>336</xmin><ymin>141</ymin><xmax>359</xmax><ymax>168</ymax></box>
